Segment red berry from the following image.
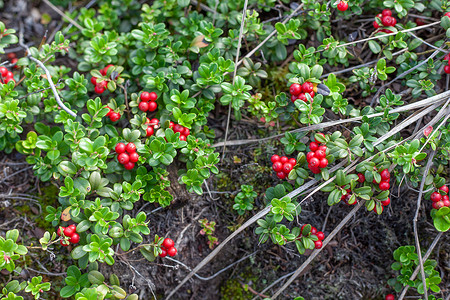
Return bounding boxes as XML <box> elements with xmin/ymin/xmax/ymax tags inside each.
<box><xmin>430</xmin><ymin>192</ymin><xmax>442</xmax><ymax>202</ymax></box>
<box><xmin>310</xmin><ymin>166</ymin><xmax>321</xmax><ymax>174</ymax></box>
<box><xmin>138</xmin><ymin>101</ymin><xmax>149</xmax><ymax>112</ymax></box>
<box><xmin>118</xmin><ymin>153</ymin><xmax>130</xmax><ymax>164</ymax></box>
<box><xmin>276</xmin><ymin>172</ymin><xmax>286</xmax><ymax>179</ymax></box>
<box><xmin>159</xmin><ymin>248</ymin><xmax>167</xmax><ymax>257</ymax></box>
<box><xmin>64</xmin><ymin>226</ymin><xmax>75</xmax><ymax>237</ymax></box>
<box><xmin>7</xmin><ymin>53</ymin><xmax>16</xmax><ymax>59</ymax></box>
<box><xmin>129</xmin><ymin>152</ymin><xmax>139</xmax><ymax>163</ymax></box>
<box><xmin>5</xmin><ymin>71</ymin><xmax>13</xmax><ymax>79</ymax></box>
<box><xmin>391</xmin><ymin>18</ymin><xmax>397</xmax><ymax>26</ymax></box>
<box><xmin>163</xmin><ymin>238</ymin><xmax>175</xmax><ymax>249</ymax></box>
<box><xmin>316</xmin><ymin>231</ymin><xmax>325</xmax><ymax>241</ymax></box>
<box><xmin>283</xmin><ymin>163</ymin><xmax>293</xmax><ymax>174</ymax></box>
<box><xmin>109</xmin><ymin>112</ymin><xmax>121</xmax><ymax>122</ymax></box>
<box><xmin>379</xmin><ymin>182</ymin><xmax>390</xmax><ymax>191</ymax></box>
<box><xmin>106</xmin><ymin>106</ymin><xmax>113</xmax><ymax>116</ymax></box>
<box><xmin>94</xmin><ymin>85</ymin><xmax>105</xmax><ymax>94</ymax></box>
<box><xmin>291</xmin><ymin>95</ymin><xmax>298</xmax><ymax>102</ymax></box>
<box><xmin>167</xmin><ymin>247</ymin><xmax>177</xmax><ymax>257</ymax></box>
<box><xmin>415</xmin><ymin>18</ymin><xmax>425</xmax><ymax>26</ymax></box>
<box><xmin>57</xmin><ymin>226</ymin><xmax>65</xmax><ymax>236</ymax></box>
<box><xmin>336</xmin><ymin>1</ymin><xmax>348</xmax><ymax>11</ymax></box>
<box><xmin>69</xmin><ymin>233</ymin><xmax>80</xmax><ymax>244</ymax></box>
<box><xmin>445</xmin><ymin>12</ymin><xmax>450</xmax><ymax>18</ymax></box>
<box><xmin>115</xmin><ymin>143</ymin><xmax>126</xmax><ymax>153</ymax></box>
<box><xmin>183</xmin><ymin>128</ymin><xmax>190</xmax><ymax>136</ymax></box>
<box><xmin>381</xmin><ymin>198</ymin><xmax>391</xmax><ymax>206</ymax></box>
<box><xmin>314</xmin><ymin>240</ymin><xmax>323</xmax><ymax>249</ymax></box>
<box><xmin>438</xmin><ymin>185</ymin><xmax>449</xmax><ymax>194</ymax></box>
<box><xmin>148</xmin><ymin>101</ymin><xmax>158</xmax><ymax>112</ymax></box>
<box><xmin>314</xmin><ymin>133</ymin><xmax>325</xmax><ymax>143</ymax></box>
<box><xmin>288</xmin><ymin>158</ymin><xmax>297</xmax><ymax>166</ymax></box>
<box><xmin>146</xmin><ymin>126</ymin><xmax>154</xmax><ymax>137</ymax></box>
<box><xmin>310</xmin><ymin>227</ymin><xmax>317</xmax><ymax>234</ymax></box>
<box><xmin>60</xmin><ymin>240</ymin><xmax>70</xmax><ymax>247</ymax></box>
<box><xmin>125</xmin><ymin>143</ymin><xmax>136</xmax><ymax>153</ymax></box>
<box><xmin>280</xmin><ymin>156</ymin><xmax>288</xmax><ymax>163</ymax></box>
<box><xmin>357</xmin><ymin>173</ymin><xmax>365</xmax><ymax>183</ymax></box>
<box><xmin>273</xmin><ymin>162</ymin><xmax>283</xmax><ymax>172</ymax></box>
<box><xmin>382</xmin><ymin>9</ymin><xmax>392</xmax><ymax>17</ymax></box>
<box><xmin>443</xmin><ymin>195</ymin><xmax>449</xmax><ymax>202</ymax></box>
<box><xmin>382</xmin><ymin>16</ymin><xmax>394</xmax><ymax>27</ymax></box>
<box><xmin>302</xmin><ymin>82</ymin><xmax>314</xmax><ymax>93</ymax></box>
<box><xmin>309</xmin><ymin>157</ymin><xmax>320</xmax><ymax>168</ymax></box>
<box><xmin>308</xmin><ymin>91</ymin><xmax>315</xmax><ymax>99</ymax></box>
<box><xmin>319</xmin><ymin>158</ymin><xmax>328</xmax><ymax>168</ymax></box>
<box><xmin>289</xmin><ymin>83</ymin><xmax>302</xmax><ymax>96</ymax></box>
<box><xmin>179</xmin><ymin>135</ymin><xmax>187</xmax><ymax>141</ymax></box>
<box><xmin>0</xmin><ymin>66</ymin><xmax>7</xmax><ymax>77</ymax></box>
<box><xmin>169</xmin><ymin>121</ymin><xmax>175</xmax><ymax>128</ymax></box>
<box><xmin>140</xmin><ymin>92</ymin><xmax>151</xmax><ymax>102</ymax></box>
<box><xmin>300</xmin><ymin>224</ymin><xmax>307</xmax><ymax>232</ymax></box>
<box><xmin>380</xmin><ymin>169</ymin><xmax>390</xmax><ymax>181</ymax></box>
<box><xmin>318</xmin><ymin>145</ymin><xmax>327</xmax><ymax>151</ymax></box>
<box><xmin>68</xmin><ymin>224</ymin><xmax>76</xmax><ymax>231</ymax></box>
<box><xmin>124</xmin><ymin>162</ymin><xmax>135</xmax><ymax>170</ymax></box>
<box><xmin>373</xmin><ymin>21</ymin><xmax>381</xmax><ymax>29</ymax></box>
<box><xmin>4</xmin><ymin>77</ymin><xmax>15</xmax><ymax>84</ymax></box>
<box><xmin>315</xmin><ymin>149</ymin><xmax>326</xmax><ymax>159</ymax></box>
<box><xmin>306</xmin><ymin>152</ymin><xmax>315</xmax><ymax>162</ymax></box>
<box><xmin>149</xmin><ymin>118</ymin><xmax>159</xmax><ymax>129</ymax></box>
<box><xmin>443</xmin><ymin>66</ymin><xmax>450</xmax><ymax>74</ymax></box>
<box><xmin>298</xmin><ymin>93</ymin><xmax>307</xmax><ymax>102</ymax></box>
<box><xmin>385</xmin><ymin>294</ymin><xmax>395</xmax><ymax>300</ymax></box>
<box><xmin>148</xmin><ymin>92</ymin><xmax>158</xmax><ymax>101</ymax></box>
<box><xmin>442</xmin><ymin>198</ymin><xmax>450</xmax><ymax>207</ymax></box>
<box><xmin>90</xmin><ymin>77</ymin><xmax>97</xmax><ymax>85</ymax></box>
<box><xmin>173</xmin><ymin>124</ymin><xmax>184</xmax><ymax>133</ymax></box>
<box><xmin>374</xmin><ymin>205</ymin><xmax>384</xmax><ymax>214</ymax></box>
<box><xmin>271</xmin><ymin>155</ymin><xmax>280</xmax><ymax>163</ymax></box>
<box><xmin>309</xmin><ymin>142</ymin><xmax>319</xmax><ymax>152</ymax></box>
<box><xmin>104</xmin><ymin>64</ymin><xmax>114</xmax><ymax>73</ymax></box>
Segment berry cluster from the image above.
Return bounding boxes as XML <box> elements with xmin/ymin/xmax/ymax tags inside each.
<box><xmin>0</xmin><ymin>66</ymin><xmax>14</xmax><ymax>84</ymax></box>
<box><xmin>306</xmin><ymin>134</ymin><xmax>327</xmax><ymax>174</ymax></box>
<box><xmin>271</xmin><ymin>155</ymin><xmax>297</xmax><ymax>179</ymax></box>
<box><xmin>376</xmin><ymin>169</ymin><xmax>391</xmax><ymax>191</ymax></box>
<box><xmin>443</xmin><ymin>53</ymin><xmax>450</xmax><ymax>74</ymax></box>
<box><xmin>169</xmin><ymin>122</ymin><xmax>190</xmax><ymax>141</ymax></box>
<box><xmin>373</xmin><ymin>9</ymin><xmax>397</xmax><ymax>33</ymax></box>
<box><xmin>158</xmin><ymin>238</ymin><xmax>178</xmax><ymax>257</ymax></box>
<box><xmin>430</xmin><ymin>184</ymin><xmax>449</xmax><ymax>209</ymax></box>
<box><xmin>299</xmin><ymin>224</ymin><xmax>325</xmax><ymax>249</ymax></box>
<box><xmin>115</xmin><ymin>142</ymin><xmax>138</xmax><ymax>170</ymax></box>
<box><xmin>91</xmin><ymin>64</ymin><xmax>114</xmax><ymax>94</ymax></box>
<box><xmin>57</xmin><ymin>224</ymin><xmax>80</xmax><ymax>247</ymax></box>
<box><xmin>138</xmin><ymin>91</ymin><xmax>158</xmax><ymax>112</ymax></box>
<box><xmin>105</xmin><ymin>106</ymin><xmax>121</xmax><ymax>122</ymax></box>
<box><xmin>145</xmin><ymin>118</ymin><xmax>159</xmax><ymax>137</ymax></box>
<box><xmin>289</xmin><ymin>82</ymin><xmax>315</xmax><ymax>103</ymax></box>
<box><xmin>7</xmin><ymin>52</ymin><xmax>18</xmax><ymax>69</ymax></box>
<box><xmin>336</xmin><ymin>1</ymin><xmax>348</xmax><ymax>12</ymax></box>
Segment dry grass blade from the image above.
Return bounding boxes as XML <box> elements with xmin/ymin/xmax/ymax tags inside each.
<box><xmin>42</xmin><ymin>0</ymin><xmax>84</xmax><ymax>31</ymax></box>
<box><xmin>213</xmin><ymin>90</ymin><xmax>450</xmax><ymax>148</ymax></box>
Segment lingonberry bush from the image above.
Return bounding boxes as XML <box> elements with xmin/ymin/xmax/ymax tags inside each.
<box><xmin>0</xmin><ymin>0</ymin><xmax>449</xmax><ymax>299</ymax></box>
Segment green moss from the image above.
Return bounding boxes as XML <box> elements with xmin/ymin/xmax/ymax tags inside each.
<box><xmin>220</xmin><ymin>269</ymin><xmax>262</xmax><ymax>300</ymax></box>
<box><xmin>34</xmin><ymin>184</ymin><xmax>60</xmax><ymax>230</ymax></box>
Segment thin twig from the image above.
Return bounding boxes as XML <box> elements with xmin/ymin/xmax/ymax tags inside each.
<box><xmin>28</xmin><ymin>56</ymin><xmax>77</xmax><ymax>118</ymax></box>
<box><xmin>42</xmin><ymin>0</ymin><xmax>84</xmax><ymax>31</ymax></box>
<box><xmin>165</xmin><ymin>251</ymin><xmax>258</xmax><ymax>281</ymax></box>
<box><xmin>398</xmin><ymin>232</ymin><xmax>444</xmax><ymax>300</ymax></box>
<box><xmin>221</xmin><ymin>0</ymin><xmax>249</xmax><ymax>162</ymax></box>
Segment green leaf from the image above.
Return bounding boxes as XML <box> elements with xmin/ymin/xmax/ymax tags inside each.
<box><xmin>368</xmin><ymin>40</ymin><xmax>381</xmax><ymax>54</ymax></box>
